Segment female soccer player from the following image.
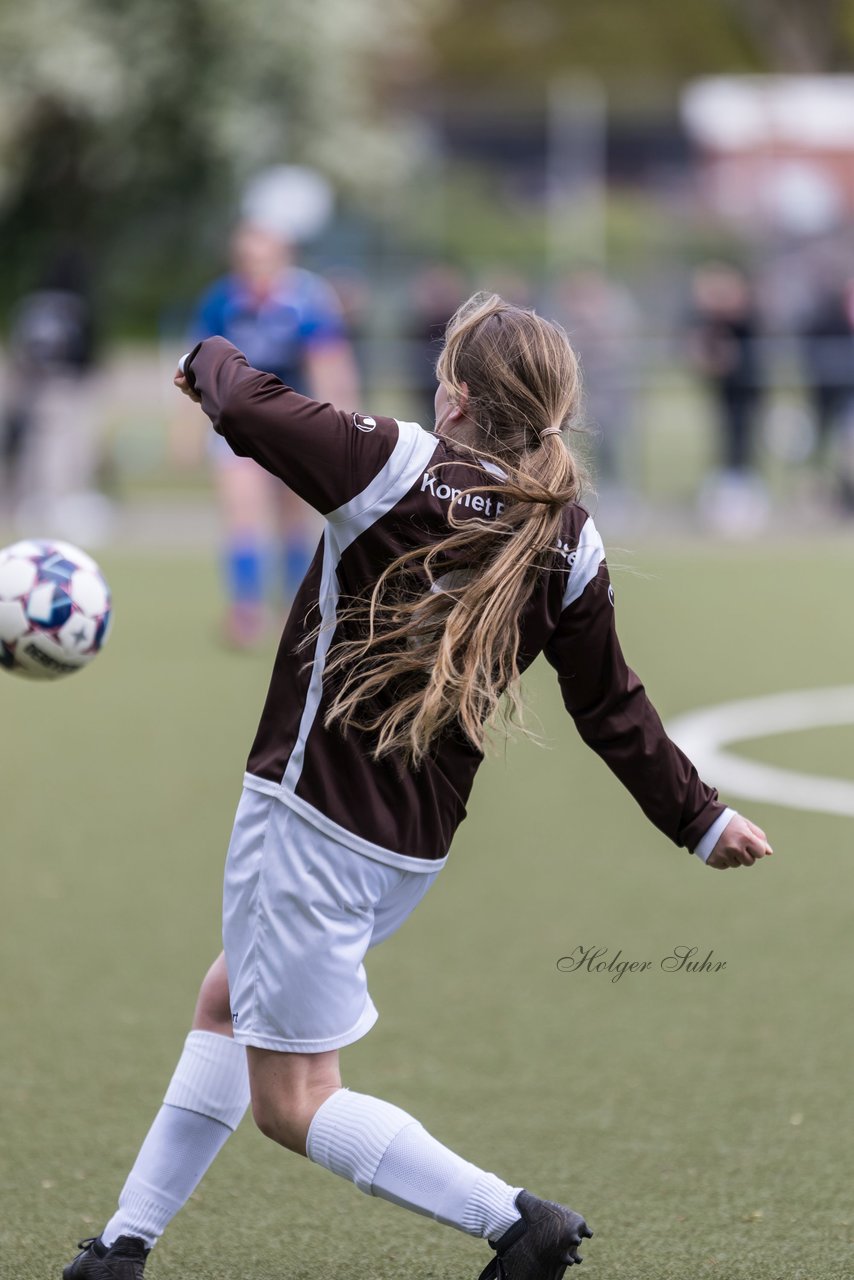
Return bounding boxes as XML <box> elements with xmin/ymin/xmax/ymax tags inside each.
<box><xmin>64</xmin><ymin>294</ymin><xmax>772</xmax><ymax>1280</ymax></box>
<box><xmin>193</xmin><ymin>218</ymin><xmax>359</xmax><ymax>647</ymax></box>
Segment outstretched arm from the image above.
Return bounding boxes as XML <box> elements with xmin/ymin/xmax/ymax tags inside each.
<box><xmin>545</xmin><ymin>526</ymin><xmax>772</xmax><ymax>868</ymax></box>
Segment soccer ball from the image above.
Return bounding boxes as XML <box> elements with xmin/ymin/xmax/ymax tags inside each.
<box><xmin>0</xmin><ymin>539</ymin><xmax>112</xmax><ymax>680</ymax></box>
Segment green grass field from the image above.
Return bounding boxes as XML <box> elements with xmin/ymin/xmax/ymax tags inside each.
<box><xmin>2</xmin><ymin>537</ymin><xmax>853</xmax><ymax>1280</ymax></box>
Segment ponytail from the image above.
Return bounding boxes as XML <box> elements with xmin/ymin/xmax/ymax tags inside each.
<box><xmin>320</xmin><ymin>293</ymin><xmax>585</xmax><ymax>766</ymax></box>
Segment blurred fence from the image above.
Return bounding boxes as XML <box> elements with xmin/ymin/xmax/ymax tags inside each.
<box><xmin>2</xmin><ymin>324</ymin><xmax>853</xmax><ymax>552</ymax></box>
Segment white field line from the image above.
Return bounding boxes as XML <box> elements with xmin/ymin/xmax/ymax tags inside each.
<box><xmin>667</xmin><ymin>686</ymin><xmax>854</xmax><ymax>817</ymax></box>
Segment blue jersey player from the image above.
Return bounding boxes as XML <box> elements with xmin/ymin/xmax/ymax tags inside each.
<box><xmin>193</xmin><ymin>220</ymin><xmax>359</xmax><ymax>646</ymax></box>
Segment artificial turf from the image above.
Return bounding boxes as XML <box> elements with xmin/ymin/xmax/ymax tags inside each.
<box><xmin>2</xmin><ymin>538</ymin><xmax>852</xmax><ymax>1280</ymax></box>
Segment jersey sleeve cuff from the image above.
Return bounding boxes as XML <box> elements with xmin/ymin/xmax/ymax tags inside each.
<box><xmin>693</xmin><ymin>807</ymin><xmax>738</xmax><ymax>864</ymax></box>
<box><xmin>178</xmin><ymin>341</ymin><xmax>203</xmax><ymax>389</ymax></box>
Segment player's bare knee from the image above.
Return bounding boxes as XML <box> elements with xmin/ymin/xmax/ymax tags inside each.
<box><xmin>250</xmin><ymin>1093</ymin><xmax>280</xmax><ymax>1144</ymax></box>
<box><xmin>250</xmin><ymin>1092</ymin><xmax>307</xmax><ymax>1153</ymax></box>
<box><xmin>192</xmin><ymin>954</ymin><xmax>233</xmax><ymax>1034</ymax></box>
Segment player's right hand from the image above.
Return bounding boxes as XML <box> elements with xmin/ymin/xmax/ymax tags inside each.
<box><xmin>174</xmin><ymin>368</ymin><xmax>201</xmax><ymax>403</ymax></box>
<box><xmin>706</xmin><ymin>815</ymin><xmax>773</xmax><ymax>869</ymax></box>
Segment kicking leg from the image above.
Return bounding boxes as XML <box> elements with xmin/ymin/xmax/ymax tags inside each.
<box><xmin>247</xmin><ymin>1047</ymin><xmax>592</xmax><ymax>1275</ymax></box>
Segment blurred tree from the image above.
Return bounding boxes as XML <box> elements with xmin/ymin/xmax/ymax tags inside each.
<box><xmin>3</xmin><ymin>0</ymin><xmax>851</xmax><ymax>332</ymax></box>
<box><xmin>0</xmin><ymin>0</ymin><xmax>446</xmax><ymax>328</ymax></box>
<box><xmin>428</xmin><ymin>0</ymin><xmax>854</xmax><ymax>92</ymax></box>
<box><xmin>722</xmin><ymin>0</ymin><xmax>854</xmax><ymax>72</ymax></box>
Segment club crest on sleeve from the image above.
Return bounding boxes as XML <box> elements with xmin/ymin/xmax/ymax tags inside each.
<box><xmin>352</xmin><ymin>413</ymin><xmax>377</xmax><ymax>433</ymax></box>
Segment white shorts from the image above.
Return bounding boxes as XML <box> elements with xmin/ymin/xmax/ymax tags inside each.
<box><xmin>222</xmin><ymin>788</ymin><xmax>440</xmax><ymax>1052</ymax></box>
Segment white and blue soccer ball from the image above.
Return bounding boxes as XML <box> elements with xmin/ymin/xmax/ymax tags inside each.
<box><xmin>0</xmin><ymin>539</ymin><xmax>112</xmax><ymax>680</ymax></box>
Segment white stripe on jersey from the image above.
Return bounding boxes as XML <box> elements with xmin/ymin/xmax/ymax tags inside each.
<box><xmin>329</xmin><ymin>420</ymin><xmax>436</xmax><ymax>543</ymax></box>
<box><xmin>280</xmin><ymin>421</ymin><xmax>439</xmax><ymax>800</ymax></box>
<box><xmin>561</xmin><ymin>516</ymin><xmax>606</xmax><ymax>612</ymax></box>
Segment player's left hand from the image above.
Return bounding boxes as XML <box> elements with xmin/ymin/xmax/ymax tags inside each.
<box><xmin>173</xmin><ymin>368</ymin><xmax>201</xmax><ymax>403</ymax></box>
<box><xmin>706</xmin><ymin>815</ymin><xmax>773</xmax><ymax>870</ymax></box>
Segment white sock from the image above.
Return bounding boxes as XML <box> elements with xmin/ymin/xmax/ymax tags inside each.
<box><xmin>306</xmin><ymin>1089</ymin><xmax>522</xmax><ymax>1241</ymax></box>
<box><xmin>102</xmin><ymin>1031</ymin><xmax>250</xmax><ymax>1249</ymax></box>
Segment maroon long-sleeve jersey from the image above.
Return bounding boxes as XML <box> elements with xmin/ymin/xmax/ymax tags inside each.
<box><xmin>185</xmin><ymin>337</ymin><xmax>724</xmax><ymax>868</ymax></box>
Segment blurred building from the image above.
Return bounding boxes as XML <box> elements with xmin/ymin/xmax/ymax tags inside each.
<box><xmin>682</xmin><ymin>77</ymin><xmax>854</xmax><ymax>238</ymax></box>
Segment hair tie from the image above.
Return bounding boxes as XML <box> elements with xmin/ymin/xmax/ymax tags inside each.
<box><xmin>540</xmin><ymin>427</ymin><xmax>562</xmax><ymax>439</ymax></box>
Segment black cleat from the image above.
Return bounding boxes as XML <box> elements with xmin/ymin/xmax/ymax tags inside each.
<box><xmin>63</xmin><ymin>1235</ymin><xmax>149</xmax><ymax>1279</ymax></box>
<box><xmin>477</xmin><ymin>1190</ymin><xmax>594</xmax><ymax>1280</ymax></box>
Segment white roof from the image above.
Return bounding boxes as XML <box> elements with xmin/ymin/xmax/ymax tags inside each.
<box><xmin>682</xmin><ymin>76</ymin><xmax>854</xmax><ymax>151</ymax></box>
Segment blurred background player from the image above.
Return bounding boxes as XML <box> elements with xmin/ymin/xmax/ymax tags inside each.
<box><xmin>550</xmin><ymin>267</ymin><xmax>640</xmax><ymax>519</ymax></box>
<box><xmin>798</xmin><ymin>269</ymin><xmax>854</xmax><ymax>512</ymax></box>
<box><xmin>1</xmin><ymin>248</ymin><xmax>108</xmax><ymax>544</ymax></box>
<box><xmin>688</xmin><ymin>261</ymin><xmax>768</xmax><ymax>536</ymax></box>
<box><xmin>405</xmin><ymin>263</ymin><xmax>468</xmax><ymax>427</ymax></box>
<box><xmin>191</xmin><ymin>167</ymin><xmax>360</xmax><ymax>647</ymax></box>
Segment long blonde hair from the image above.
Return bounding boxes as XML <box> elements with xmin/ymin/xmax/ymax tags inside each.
<box><xmin>321</xmin><ymin>292</ymin><xmax>585</xmax><ymax>766</ymax></box>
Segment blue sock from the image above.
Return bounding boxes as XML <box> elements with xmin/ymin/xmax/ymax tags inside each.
<box><xmin>224</xmin><ymin>540</ymin><xmax>265</xmax><ymax>606</ymax></box>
